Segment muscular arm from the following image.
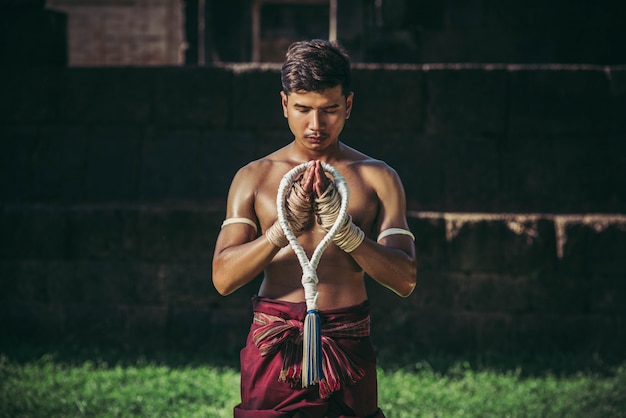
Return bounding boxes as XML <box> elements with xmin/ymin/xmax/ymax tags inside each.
<box><xmin>349</xmin><ymin>235</ymin><xmax>417</xmax><ymax>297</ymax></box>
<box><xmin>334</xmin><ymin>164</ymin><xmax>417</xmax><ymax>297</ymax></box>
<box><xmin>212</xmin><ymin>228</ymin><xmax>280</xmax><ymax>296</ymax></box>
<box><xmin>212</xmin><ymin>165</ymin><xmax>280</xmax><ymax>295</ymax></box>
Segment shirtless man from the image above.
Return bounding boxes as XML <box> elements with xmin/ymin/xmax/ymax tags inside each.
<box><xmin>212</xmin><ymin>39</ymin><xmax>417</xmax><ymax>418</ymax></box>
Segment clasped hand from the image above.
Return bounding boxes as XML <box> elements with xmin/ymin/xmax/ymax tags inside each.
<box><xmin>266</xmin><ymin>161</ymin><xmax>364</xmax><ymax>252</ymax></box>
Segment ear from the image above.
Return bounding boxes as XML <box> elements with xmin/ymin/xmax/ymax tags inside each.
<box><xmin>280</xmin><ymin>91</ymin><xmax>288</xmax><ymax>118</ymax></box>
<box><xmin>345</xmin><ymin>92</ymin><xmax>354</xmax><ymax>119</ymax></box>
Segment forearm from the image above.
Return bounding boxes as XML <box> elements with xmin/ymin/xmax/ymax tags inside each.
<box><xmin>212</xmin><ymin>236</ymin><xmax>279</xmax><ymax>295</ymax></box>
<box><xmin>349</xmin><ymin>238</ymin><xmax>417</xmax><ymax>297</ymax></box>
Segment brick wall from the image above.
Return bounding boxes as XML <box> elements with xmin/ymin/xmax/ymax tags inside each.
<box><xmin>46</xmin><ymin>0</ymin><xmax>185</xmax><ymax>66</ymax></box>
<box><xmin>1</xmin><ymin>64</ymin><xmax>625</xmax><ymax>355</ymax></box>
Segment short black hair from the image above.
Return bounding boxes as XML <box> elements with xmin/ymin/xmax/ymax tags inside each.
<box><xmin>281</xmin><ymin>39</ymin><xmax>352</xmax><ymax>96</ymax></box>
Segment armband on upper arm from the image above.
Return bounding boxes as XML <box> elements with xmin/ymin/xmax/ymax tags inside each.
<box><xmin>221</xmin><ymin>217</ymin><xmax>258</xmax><ymax>234</ymax></box>
<box><xmin>377</xmin><ymin>228</ymin><xmax>415</xmax><ymax>243</ymax></box>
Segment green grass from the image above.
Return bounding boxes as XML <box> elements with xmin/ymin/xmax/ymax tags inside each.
<box><xmin>1</xmin><ymin>345</ymin><xmax>625</xmax><ymax>417</ymax></box>
<box><xmin>377</xmin><ymin>362</ymin><xmax>626</xmax><ymax>417</ymax></box>
<box><xmin>1</xmin><ymin>354</ymin><xmax>239</xmax><ymax>418</ymax></box>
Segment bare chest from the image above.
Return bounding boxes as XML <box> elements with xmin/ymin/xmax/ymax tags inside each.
<box><xmin>255</xmin><ymin>170</ymin><xmax>380</xmax><ymax>237</ymax></box>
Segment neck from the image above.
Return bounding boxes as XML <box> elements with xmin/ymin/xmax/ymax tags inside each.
<box><xmin>290</xmin><ymin>141</ymin><xmax>342</xmax><ymax>164</ymax></box>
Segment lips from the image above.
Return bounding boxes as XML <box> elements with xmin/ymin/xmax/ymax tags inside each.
<box><xmin>306</xmin><ymin>134</ymin><xmax>326</xmax><ymax>142</ymax></box>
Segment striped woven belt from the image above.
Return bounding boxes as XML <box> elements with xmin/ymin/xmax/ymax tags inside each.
<box><xmin>252</xmin><ymin>311</ymin><xmax>370</xmax><ymax>398</ymax></box>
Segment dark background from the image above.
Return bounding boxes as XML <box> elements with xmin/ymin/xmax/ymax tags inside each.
<box><xmin>1</xmin><ymin>0</ymin><xmax>625</xmax><ymax>359</ymax></box>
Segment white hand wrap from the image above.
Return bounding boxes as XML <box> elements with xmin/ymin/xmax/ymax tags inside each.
<box><xmin>266</xmin><ymin>178</ymin><xmax>314</xmax><ymax>248</ymax></box>
<box><xmin>315</xmin><ymin>181</ymin><xmax>365</xmax><ymax>253</ymax></box>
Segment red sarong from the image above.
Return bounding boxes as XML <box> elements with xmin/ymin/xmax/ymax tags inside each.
<box><xmin>234</xmin><ymin>296</ymin><xmax>385</xmax><ymax>418</ymax></box>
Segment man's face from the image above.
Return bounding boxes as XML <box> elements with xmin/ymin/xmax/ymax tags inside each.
<box><xmin>281</xmin><ymin>85</ymin><xmax>353</xmax><ymax>152</ymax></box>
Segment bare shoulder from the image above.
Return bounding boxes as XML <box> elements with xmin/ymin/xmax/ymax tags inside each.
<box><xmin>232</xmin><ymin>157</ymin><xmax>272</xmax><ymax>185</ymax></box>
<box><xmin>230</xmin><ymin>160</ymin><xmax>267</xmax><ymax>195</ymax></box>
<box><xmin>341</xmin><ymin>144</ymin><xmax>401</xmax><ymax>185</ymax></box>
<box><xmin>230</xmin><ymin>147</ymin><xmax>289</xmax><ymax>190</ymax></box>
<box><xmin>340</xmin><ymin>145</ymin><xmax>408</xmax><ymax>233</ymax></box>
<box><xmin>226</xmin><ymin>146</ymin><xmax>297</xmax><ymax>219</ymax></box>
<box><xmin>226</xmin><ymin>152</ymin><xmax>282</xmax><ymax>215</ymax></box>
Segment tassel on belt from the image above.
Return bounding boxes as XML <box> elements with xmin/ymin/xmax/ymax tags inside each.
<box><xmin>252</xmin><ymin>311</ymin><xmax>371</xmax><ymax>398</ymax></box>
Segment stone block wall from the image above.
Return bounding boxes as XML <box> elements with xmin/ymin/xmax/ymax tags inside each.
<box><xmin>348</xmin><ymin>0</ymin><xmax>626</xmax><ymax>65</ymax></box>
<box><xmin>1</xmin><ymin>64</ymin><xmax>625</xmax><ymax>356</ymax></box>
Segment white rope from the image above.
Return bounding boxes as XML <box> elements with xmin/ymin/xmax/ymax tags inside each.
<box><xmin>276</xmin><ymin>161</ymin><xmax>350</xmax><ymax>311</ymax></box>
<box><xmin>276</xmin><ymin>161</ymin><xmax>351</xmax><ymax>387</ymax></box>
<box><xmin>221</xmin><ymin>217</ymin><xmax>258</xmax><ymax>233</ymax></box>
<box><xmin>377</xmin><ymin>227</ymin><xmax>415</xmax><ymax>242</ymax></box>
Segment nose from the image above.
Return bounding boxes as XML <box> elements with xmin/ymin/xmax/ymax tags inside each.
<box><xmin>309</xmin><ymin>110</ymin><xmax>323</xmax><ymax>130</ymax></box>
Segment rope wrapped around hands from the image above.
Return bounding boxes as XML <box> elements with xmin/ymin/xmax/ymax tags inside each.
<box><xmin>266</xmin><ymin>164</ymin><xmax>365</xmax><ymax>254</ymax></box>
<box><xmin>315</xmin><ymin>181</ymin><xmax>365</xmax><ymax>253</ymax></box>
<box><xmin>275</xmin><ymin>161</ymin><xmax>354</xmax><ymax>388</ymax></box>
<box><xmin>266</xmin><ymin>176</ymin><xmax>314</xmax><ymax>248</ymax></box>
